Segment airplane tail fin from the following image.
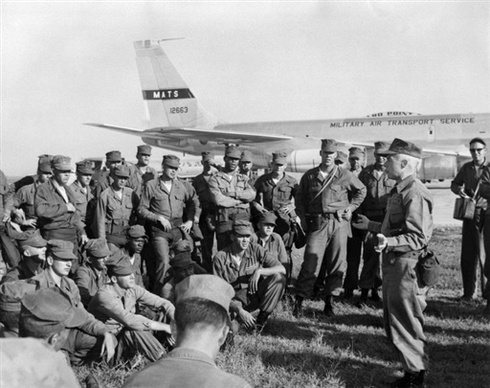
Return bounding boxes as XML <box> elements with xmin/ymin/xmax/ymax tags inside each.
<box><xmin>134</xmin><ymin>40</ymin><xmax>218</xmax><ymax>129</ymax></box>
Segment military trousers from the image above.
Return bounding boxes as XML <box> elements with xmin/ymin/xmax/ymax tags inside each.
<box><xmin>358</xmin><ymin>232</ymin><xmax>382</xmax><ymax>290</ymax></box>
<box><xmin>382</xmin><ymin>255</ymin><xmax>428</xmax><ymax>373</ymax></box>
<box><xmin>460</xmin><ymin>210</ymin><xmax>486</xmax><ymax>298</ymax></box>
<box><xmin>343</xmin><ymin>226</ymin><xmax>364</xmax><ymax>290</ymax></box>
<box><xmin>234</xmin><ymin>273</ymin><xmax>286</xmax><ymax>314</ymax></box>
<box><xmin>296</xmin><ymin>216</ymin><xmax>348</xmax><ymax>299</ymax></box>
<box><xmin>115</xmin><ymin>329</ymin><xmax>165</xmax><ymax>363</ymax></box>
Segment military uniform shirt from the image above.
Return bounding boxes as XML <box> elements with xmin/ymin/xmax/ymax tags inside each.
<box><xmin>89</xmin><ymin>284</ymin><xmax>174</xmax><ymax>334</ymax></box>
<box><xmin>295</xmin><ymin>166</ymin><xmax>366</xmax><ymax>217</ymax></box>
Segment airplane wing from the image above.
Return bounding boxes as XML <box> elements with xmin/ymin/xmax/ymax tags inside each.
<box><xmin>85</xmin><ymin>123</ymin><xmax>293</xmax><ymax>143</ymax></box>
<box><xmin>336</xmin><ymin>139</ymin><xmax>460</xmax><ymax>157</ymax></box>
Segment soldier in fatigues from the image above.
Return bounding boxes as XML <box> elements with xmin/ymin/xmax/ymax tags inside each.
<box><xmin>138</xmin><ymin>155</ymin><xmax>199</xmax><ymax>294</ymax></box>
<box><xmin>92</xmin><ymin>150</ymin><xmax>124</xmax><ymax>200</ymax></box>
<box><xmin>70</xmin><ymin>160</ymin><xmax>94</xmax><ymax>234</ymax></box>
<box><xmin>450</xmin><ymin>137</ymin><xmax>489</xmax><ymax>301</ymax></box>
<box><xmin>354</xmin><ymin>138</ymin><xmax>433</xmax><ymax>388</ymax></box>
<box><xmin>355</xmin><ymin>141</ymin><xmax>395</xmax><ymax>301</ymax></box>
<box><xmin>12</xmin><ymin>155</ymin><xmax>52</xmax><ymax>224</ymax></box>
<box><xmin>192</xmin><ymin>151</ymin><xmax>219</xmax><ymax>272</ymax></box>
<box><xmin>253</xmin><ymin>151</ymin><xmax>298</xmax><ymax>252</ymax></box>
<box><xmin>128</xmin><ymin>145</ymin><xmax>157</xmax><ymax>200</ymax></box>
<box><xmin>208</xmin><ymin>146</ymin><xmax>256</xmax><ymax>251</ymax></box>
<box><xmin>293</xmin><ymin>139</ymin><xmax>366</xmax><ymax>317</ymax></box>
<box><xmin>34</xmin><ymin>156</ymin><xmax>88</xmax><ymax>271</ymax></box>
<box><xmin>213</xmin><ymin>220</ymin><xmax>286</xmax><ymax>331</ymax></box>
<box><xmin>343</xmin><ymin>147</ymin><xmax>367</xmax><ymax>299</ymax></box>
<box><xmin>93</xmin><ymin>165</ymin><xmax>138</xmax><ymax>247</ymax></box>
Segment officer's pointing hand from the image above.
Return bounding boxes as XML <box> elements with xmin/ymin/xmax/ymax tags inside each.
<box><xmin>352</xmin><ymin>214</ymin><xmax>370</xmax><ymax>230</ymax></box>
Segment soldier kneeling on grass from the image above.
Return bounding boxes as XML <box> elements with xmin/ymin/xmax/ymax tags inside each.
<box><xmin>212</xmin><ymin>220</ymin><xmax>286</xmax><ymax>331</ymax></box>
<box><xmin>88</xmin><ymin>253</ymin><xmax>175</xmax><ymax>363</ymax></box>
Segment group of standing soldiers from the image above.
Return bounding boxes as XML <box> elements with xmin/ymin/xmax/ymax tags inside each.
<box><xmin>0</xmin><ymin>136</ymin><xmax>436</xmax><ymax>387</ymax></box>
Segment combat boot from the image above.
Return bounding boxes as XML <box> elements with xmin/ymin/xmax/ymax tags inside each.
<box><xmin>390</xmin><ymin>370</ymin><xmax>425</xmax><ymax>388</ymax></box>
<box><xmin>323</xmin><ymin>295</ymin><xmax>335</xmax><ymax>317</ymax></box>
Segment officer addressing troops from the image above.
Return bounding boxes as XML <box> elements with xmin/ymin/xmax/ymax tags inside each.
<box><xmin>208</xmin><ymin>145</ymin><xmax>256</xmax><ymax>251</ymax></box>
<box><xmin>213</xmin><ymin>220</ymin><xmax>286</xmax><ymax>331</ymax></box>
<box><xmin>138</xmin><ymin>154</ymin><xmax>199</xmax><ymax>294</ymax></box>
<box><xmin>293</xmin><ymin>139</ymin><xmax>366</xmax><ymax>317</ymax></box>
<box><xmin>128</xmin><ymin>145</ymin><xmax>157</xmax><ymax>200</ymax></box>
<box><xmin>353</xmin><ymin>138</ymin><xmax>433</xmax><ymax>388</ymax></box>
<box><xmin>450</xmin><ymin>137</ymin><xmax>489</xmax><ymax>301</ymax></box>
<box><xmin>192</xmin><ymin>151</ymin><xmax>219</xmax><ymax>272</ymax></box>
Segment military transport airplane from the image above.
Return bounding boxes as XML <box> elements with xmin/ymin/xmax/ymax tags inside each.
<box><xmin>86</xmin><ymin>39</ymin><xmax>490</xmax><ymax>181</ymax></box>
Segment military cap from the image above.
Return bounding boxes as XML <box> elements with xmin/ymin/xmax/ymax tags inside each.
<box><xmin>0</xmin><ymin>281</ymin><xmax>37</xmax><ymax>313</ymax></box>
<box><xmin>106</xmin><ymin>249</ymin><xmax>124</xmax><ymax>265</ymax></box>
<box><xmin>76</xmin><ymin>160</ymin><xmax>94</xmax><ymax>175</ymax></box>
<box><xmin>127</xmin><ymin>225</ymin><xmax>147</xmax><ymax>239</ymax></box>
<box><xmin>384</xmin><ymin>138</ymin><xmax>422</xmax><ymax>159</ymax></box>
<box><xmin>258</xmin><ymin>212</ymin><xmax>277</xmax><ymax>226</ymax></box>
<box><xmin>272</xmin><ymin>150</ymin><xmax>288</xmax><ymax>164</ymax></box>
<box><xmin>37</xmin><ymin>155</ymin><xmax>53</xmax><ymax>174</ymax></box>
<box><xmin>348</xmin><ymin>147</ymin><xmax>365</xmax><ymax>159</ymax></box>
<box><xmin>47</xmin><ymin>239</ymin><xmax>77</xmax><ymax>260</ymax></box>
<box><xmin>137</xmin><ymin>145</ymin><xmax>152</xmax><ymax>155</ymax></box>
<box><xmin>113</xmin><ymin>164</ymin><xmax>130</xmax><ymax>178</ymax></box>
<box><xmin>51</xmin><ymin>155</ymin><xmax>72</xmax><ymax>172</ymax></box>
<box><xmin>321</xmin><ymin>139</ymin><xmax>338</xmax><ymax>153</ymax></box>
<box><xmin>162</xmin><ymin>154</ymin><xmax>180</xmax><ymax>168</ymax></box>
<box><xmin>240</xmin><ymin>150</ymin><xmax>254</xmax><ymax>163</ymax></box>
<box><xmin>232</xmin><ymin>220</ymin><xmax>253</xmax><ymax>236</ymax></box>
<box><xmin>85</xmin><ymin>238</ymin><xmax>111</xmax><ymax>258</ymax></box>
<box><xmin>18</xmin><ymin>230</ymin><xmax>47</xmax><ymax>249</ymax></box>
<box><xmin>335</xmin><ymin>151</ymin><xmax>348</xmax><ymax>165</ymax></box>
<box><xmin>172</xmin><ymin>239</ymin><xmax>192</xmax><ymax>254</ymax></box>
<box><xmin>201</xmin><ymin>151</ymin><xmax>215</xmax><ymax>162</ymax></box>
<box><xmin>469</xmin><ymin>137</ymin><xmax>486</xmax><ymax>147</ymax></box>
<box><xmin>176</xmin><ymin>274</ymin><xmax>235</xmax><ymax>312</ymax></box>
<box><xmin>20</xmin><ymin>288</ymin><xmax>86</xmax><ymax>332</ymax></box>
<box><xmin>107</xmin><ymin>257</ymin><xmax>135</xmax><ymax>277</ymax></box>
<box><xmin>374</xmin><ymin>141</ymin><xmax>391</xmax><ymax>155</ymax></box>
<box><xmin>225</xmin><ymin>145</ymin><xmax>241</xmax><ymax>159</ymax></box>
<box><xmin>106</xmin><ymin>150</ymin><xmax>122</xmax><ymax>162</ymax></box>
<box><xmin>169</xmin><ymin>252</ymin><xmax>194</xmax><ymax>270</ymax></box>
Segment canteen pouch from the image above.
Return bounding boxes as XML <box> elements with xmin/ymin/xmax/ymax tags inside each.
<box><xmin>306</xmin><ymin>214</ymin><xmax>323</xmax><ymax>232</ymax></box>
<box><xmin>453</xmin><ymin>197</ymin><xmax>476</xmax><ymax>221</ymax></box>
<box><xmin>416</xmin><ymin>249</ymin><xmax>440</xmax><ymax>287</ymax></box>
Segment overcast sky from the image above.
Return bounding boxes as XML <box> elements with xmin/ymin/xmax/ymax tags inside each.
<box><xmin>1</xmin><ymin>1</ymin><xmax>489</xmax><ymax>176</ymax></box>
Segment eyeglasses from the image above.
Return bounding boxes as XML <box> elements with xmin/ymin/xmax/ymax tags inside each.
<box><xmin>470</xmin><ymin>148</ymin><xmax>485</xmax><ymax>153</ymax></box>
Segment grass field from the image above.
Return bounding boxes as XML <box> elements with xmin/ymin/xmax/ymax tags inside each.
<box><xmin>75</xmin><ymin>227</ymin><xmax>490</xmax><ymax>388</ymax></box>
